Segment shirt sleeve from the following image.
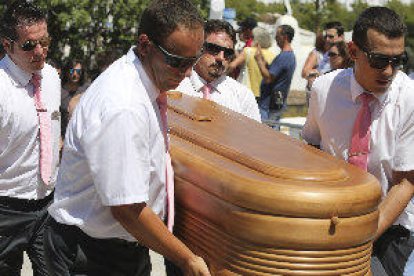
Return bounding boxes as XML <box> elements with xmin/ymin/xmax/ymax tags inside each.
<box><xmin>268</xmin><ymin>54</ymin><xmax>285</xmax><ymax>80</ymax></box>
<box><xmin>238</xmin><ymin>85</ymin><xmax>261</xmax><ymax>122</ymax></box>
<box><xmin>393</xmin><ymin>108</ymin><xmax>414</xmax><ymax>172</ymax></box>
<box><xmin>301</xmin><ymin>88</ymin><xmax>321</xmax><ymax>146</ymax></box>
<box><xmin>81</xmin><ymin>106</ymin><xmax>151</xmax><ymax>206</ymax></box>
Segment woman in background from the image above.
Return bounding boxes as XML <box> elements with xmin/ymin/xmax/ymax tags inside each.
<box><xmin>229</xmin><ymin>27</ymin><xmax>276</xmax><ymax>100</ymax></box>
<box><xmin>61</xmin><ymin>60</ymin><xmax>89</xmax><ymax>138</ymax></box>
<box><xmin>301</xmin><ymin>32</ymin><xmax>327</xmax><ymax>90</ymax></box>
<box><xmin>327</xmin><ymin>41</ymin><xmax>353</xmax><ymax>71</ymax></box>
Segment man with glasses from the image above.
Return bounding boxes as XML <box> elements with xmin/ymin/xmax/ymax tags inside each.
<box><xmin>44</xmin><ymin>0</ymin><xmax>210</xmax><ymax>275</ymax></box>
<box><xmin>177</xmin><ymin>19</ymin><xmax>261</xmax><ymax>122</ymax></box>
<box><xmin>302</xmin><ymin>7</ymin><xmax>414</xmax><ymax>276</ymax></box>
<box><xmin>0</xmin><ymin>1</ymin><xmax>60</xmax><ymax>275</ymax></box>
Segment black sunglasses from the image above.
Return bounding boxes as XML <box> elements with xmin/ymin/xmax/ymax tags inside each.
<box><xmin>328</xmin><ymin>52</ymin><xmax>339</xmax><ymax>57</ymax></box>
<box><xmin>324</xmin><ymin>34</ymin><xmax>335</xmax><ymax>40</ymax></box>
<box><xmin>13</xmin><ymin>36</ymin><xmax>51</xmax><ymax>52</ymax></box>
<box><xmin>152</xmin><ymin>41</ymin><xmax>202</xmax><ymax>70</ymax></box>
<box><xmin>203</xmin><ymin>42</ymin><xmax>235</xmax><ymax>60</ymax></box>
<box><xmin>362</xmin><ymin>48</ymin><xmax>408</xmax><ymax>70</ymax></box>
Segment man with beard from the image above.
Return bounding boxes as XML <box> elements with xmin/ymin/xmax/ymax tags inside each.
<box><xmin>302</xmin><ymin>7</ymin><xmax>414</xmax><ymax>275</ymax></box>
<box><xmin>177</xmin><ymin>19</ymin><xmax>261</xmax><ymax>122</ymax></box>
<box><xmin>44</xmin><ymin>0</ymin><xmax>210</xmax><ymax>275</ymax></box>
<box><xmin>255</xmin><ymin>24</ymin><xmax>296</xmax><ymax>126</ymax></box>
<box><xmin>0</xmin><ymin>1</ymin><xmax>61</xmax><ymax>274</ymax></box>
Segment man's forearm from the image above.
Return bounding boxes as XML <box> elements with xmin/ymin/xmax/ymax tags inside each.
<box><xmin>376</xmin><ymin>176</ymin><xmax>414</xmax><ymax>240</ymax></box>
<box><xmin>111</xmin><ymin>204</ymin><xmax>200</xmax><ymax>271</ymax></box>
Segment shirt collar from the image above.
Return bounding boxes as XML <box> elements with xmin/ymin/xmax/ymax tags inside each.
<box><xmin>3</xmin><ymin>54</ymin><xmax>41</xmax><ymax>87</ymax></box>
<box><xmin>350</xmin><ymin>70</ymin><xmax>389</xmax><ymax>105</ymax></box>
<box><xmin>127</xmin><ymin>47</ymin><xmax>160</xmax><ymax>104</ymax></box>
<box><xmin>189</xmin><ymin>69</ymin><xmax>225</xmax><ymax>95</ymax></box>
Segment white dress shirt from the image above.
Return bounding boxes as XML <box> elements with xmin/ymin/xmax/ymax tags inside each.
<box><xmin>302</xmin><ymin>68</ymin><xmax>414</xmax><ymax>231</ymax></box>
<box><xmin>0</xmin><ymin>55</ymin><xmax>60</xmax><ymax>200</ymax></box>
<box><xmin>49</xmin><ymin>47</ymin><xmax>167</xmax><ymax>241</ymax></box>
<box><xmin>176</xmin><ymin>70</ymin><xmax>261</xmax><ymax>122</ymax></box>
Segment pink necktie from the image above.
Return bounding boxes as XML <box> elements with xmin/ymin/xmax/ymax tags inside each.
<box><xmin>201</xmin><ymin>84</ymin><xmax>212</xmax><ymax>100</ymax></box>
<box><xmin>156</xmin><ymin>93</ymin><xmax>175</xmax><ymax>232</ymax></box>
<box><xmin>31</xmin><ymin>74</ymin><xmax>52</xmax><ymax>185</ymax></box>
<box><xmin>348</xmin><ymin>93</ymin><xmax>374</xmax><ymax>171</ymax></box>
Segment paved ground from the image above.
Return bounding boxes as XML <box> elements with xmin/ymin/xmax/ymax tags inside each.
<box><xmin>22</xmin><ymin>251</ymin><xmax>167</xmax><ymax>275</ymax></box>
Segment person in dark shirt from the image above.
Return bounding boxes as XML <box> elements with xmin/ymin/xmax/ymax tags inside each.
<box><xmin>60</xmin><ymin>59</ymin><xmax>89</xmax><ymax>137</ymax></box>
<box><xmin>255</xmin><ymin>24</ymin><xmax>296</xmax><ymax>126</ymax></box>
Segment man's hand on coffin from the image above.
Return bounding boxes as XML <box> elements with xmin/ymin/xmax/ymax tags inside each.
<box><xmin>183</xmin><ymin>255</ymin><xmax>211</xmax><ymax>276</ymax></box>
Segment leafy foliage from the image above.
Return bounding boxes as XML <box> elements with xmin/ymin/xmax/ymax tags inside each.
<box><xmin>0</xmin><ymin>0</ymin><xmax>413</xmax><ymax>73</ymax></box>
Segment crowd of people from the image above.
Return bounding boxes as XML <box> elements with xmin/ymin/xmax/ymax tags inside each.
<box><xmin>0</xmin><ymin>0</ymin><xmax>413</xmax><ymax>275</ymax></box>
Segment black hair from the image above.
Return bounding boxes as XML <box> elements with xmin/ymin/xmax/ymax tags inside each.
<box><xmin>205</xmin><ymin>19</ymin><xmax>237</xmax><ymax>46</ymax></box>
<box><xmin>138</xmin><ymin>0</ymin><xmax>204</xmax><ymax>46</ymax></box>
<box><xmin>48</xmin><ymin>59</ymin><xmax>62</xmax><ymax>70</ymax></box>
<box><xmin>325</xmin><ymin>21</ymin><xmax>344</xmax><ymax>37</ymax></box>
<box><xmin>279</xmin><ymin>25</ymin><xmax>295</xmax><ymax>43</ymax></box>
<box><xmin>352</xmin><ymin>7</ymin><xmax>406</xmax><ymax>51</ymax></box>
<box><xmin>0</xmin><ymin>0</ymin><xmax>46</xmax><ymax>42</ymax></box>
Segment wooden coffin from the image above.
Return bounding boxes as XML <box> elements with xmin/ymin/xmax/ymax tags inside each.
<box><xmin>167</xmin><ymin>91</ymin><xmax>381</xmax><ymax>276</ymax></box>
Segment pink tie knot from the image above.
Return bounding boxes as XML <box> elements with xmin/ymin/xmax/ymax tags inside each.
<box><xmin>359</xmin><ymin>92</ymin><xmax>374</xmax><ymax>105</ymax></box>
<box><xmin>157</xmin><ymin>93</ymin><xmax>167</xmax><ymax>109</ymax></box>
<box><xmin>201</xmin><ymin>84</ymin><xmax>212</xmax><ymax>100</ymax></box>
<box><xmin>31</xmin><ymin>74</ymin><xmax>42</xmax><ymax>89</ymax></box>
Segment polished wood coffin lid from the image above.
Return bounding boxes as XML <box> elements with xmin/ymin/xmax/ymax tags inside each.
<box><xmin>167</xmin><ymin>91</ymin><xmax>381</xmax><ymax>219</ymax></box>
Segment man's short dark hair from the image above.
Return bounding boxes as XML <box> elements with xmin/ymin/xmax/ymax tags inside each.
<box><xmin>0</xmin><ymin>0</ymin><xmax>46</xmax><ymax>42</ymax></box>
<box><xmin>352</xmin><ymin>7</ymin><xmax>406</xmax><ymax>51</ymax></box>
<box><xmin>237</xmin><ymin>17</ymin><xmax>257</xmax><ymax>32</ymax></box>
<box><xmin>205</xmin><ymin>20</ymin><xmax>237</xmax><ymax>47</ymax></box>
<box><xmin>138</xmin><ymin>0</ymin><xmax>204</xmax><ymax>46</ymax></box>
<box><xmin>279</xmin><ymin>25</ymin><xmax>295</xmax><ymax>43</ymax></box>
<box><xmin>325</xmin><ymin>21</ymin><xmax>344</xmax><ymax>37</ymax></box>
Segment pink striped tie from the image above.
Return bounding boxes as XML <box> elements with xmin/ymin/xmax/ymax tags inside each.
<box><xmin>201</xmin><ymin>84</ymin><xmax>212</xmax><ymax>100</ymax></box>
<box><xmin>31</xmin><ymin>74</ymin><xmax>52</xmax><ymax>185</ymax></box>
<box><xmin>348</xmin><ymin>93</ymin><xmax>374</xmax><ymax>171</ymax></box>
<box><xmin>156</xmin><ymin>93</ymin><xmax>175</xmax><ymax>232</ymax></box>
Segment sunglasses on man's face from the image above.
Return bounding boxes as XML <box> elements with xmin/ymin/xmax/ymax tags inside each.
<box><xmin>203</xmin><ymin>42</ymin><xmax>235</xmax><ymax>60</ymax></box>
<box><xmin>328</xmin><ymin>52</ymin><xmax>339</xmax><ymax>57</ymax></box>
<box><xmin>362</xmin><ymin>48</ymin><xmax>408</xmax><ymax>70</ymax></box>
<box><xmin>152</xmin><ymin>41</ymin><xmax>202</xmax><ymax>70</ymax></box>
<box><xmin>14</xmin><ymin>36</ymin><xmax>51</xmax><ymax>52</ymax></box>
<box><xmin>70</xmin><ymin>68</ymin><xmax>82</xmax><ymax>75</ymax></box>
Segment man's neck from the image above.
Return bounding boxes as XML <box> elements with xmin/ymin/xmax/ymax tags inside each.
<box><xmin>281</xmin><ymin>43</ymin><xmax>292</xmax><ymax>52</ymax></box>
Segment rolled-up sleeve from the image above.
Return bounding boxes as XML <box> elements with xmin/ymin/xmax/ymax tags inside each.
<box><xmin>81</xmin><ymin>106</ymin><xmax>151</xmax><ymax>206</ymax></box>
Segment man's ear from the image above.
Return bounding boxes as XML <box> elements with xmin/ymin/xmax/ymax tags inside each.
<box><xmin>348</xmin><ymin>41</ymin><xmax>358</xmax><ymax>60</ymax></box>
<box><xmin>136</xmin><ymin>34</ymin><xmax>151</xmax><ymax>57</ymax></box>
<box><xmin>2</xmin><ymin>38</ymin><xmax>12</xmax><ymax>53</ymax></box>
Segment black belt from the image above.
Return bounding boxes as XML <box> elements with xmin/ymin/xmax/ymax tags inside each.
<box><xmin>373</xmin><ymin>225</ymin><xmax>411</xmax><ymax>256</ymax></box>
<box><xmin>50</xmin><ymin>218</ymin><xmax>144</xmax><ymax>249</ymax></box>
<box><xmin>388</xmin><ymin>225</ymin><xmax>411</xmax><ymax>239</ymax></box>
<box><xmin>0</xmin><ymin>191</ymin><xmax>54</xmax><ymax>212</ymax></box>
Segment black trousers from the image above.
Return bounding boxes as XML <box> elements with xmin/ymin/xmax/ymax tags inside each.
<box><xmin>373</xmin><ymin>225</ymin><xmax>414</xmax><ymax>276</ymax></box>
<box><xmin>0</xmin><ymin>193</ymin><xmax>53</xmax><ymax>276</ymax></box>
<box><xmin>44</xmin><ymin>217</ymin><xmax>151</xmax><ymax>276</ymax></box>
